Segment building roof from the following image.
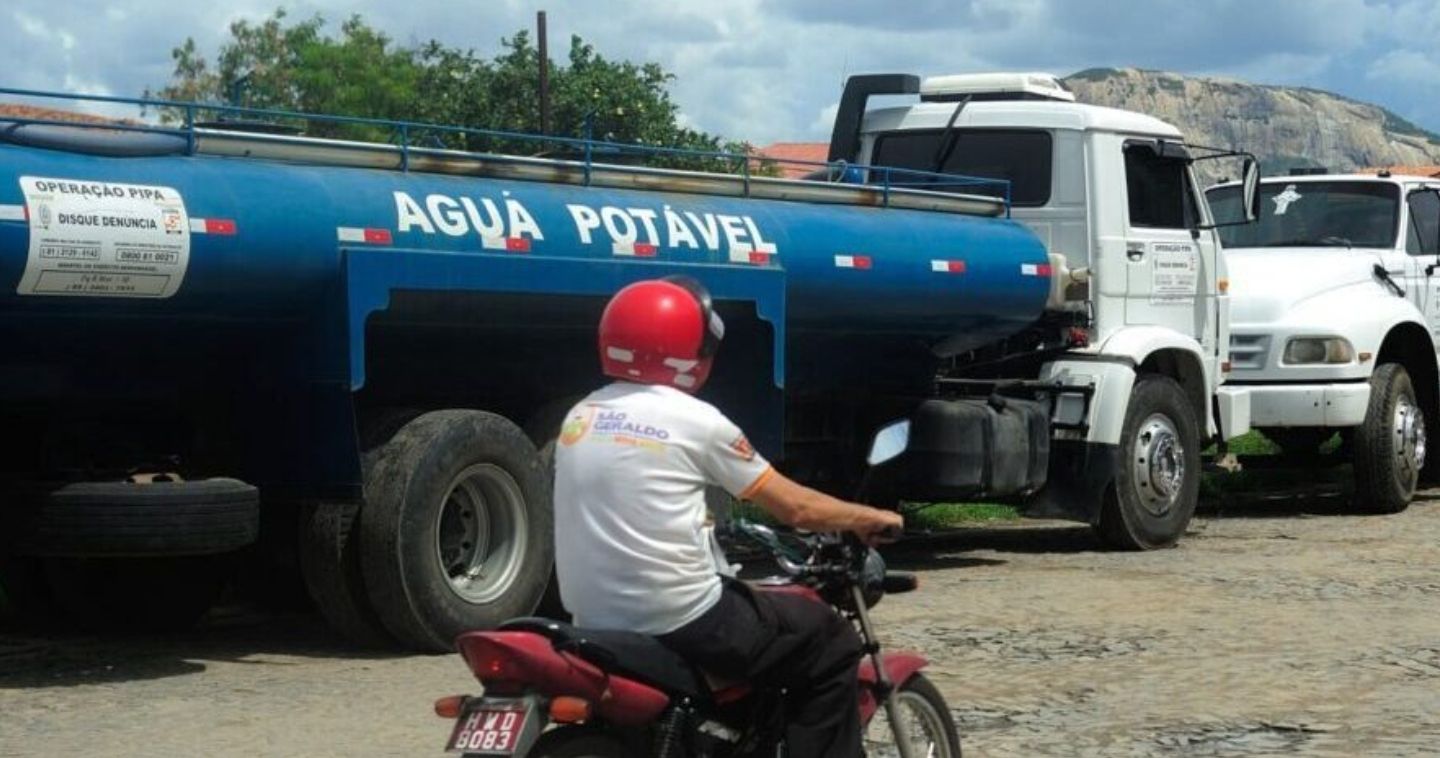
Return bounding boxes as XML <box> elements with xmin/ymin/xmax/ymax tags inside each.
<box><xmin>754</xmin><ymin>142</ymin><xmax>828</xmax><ymax>178</ymax></box>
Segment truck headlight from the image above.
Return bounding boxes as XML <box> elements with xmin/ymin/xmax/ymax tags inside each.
<box><xmin>1283</xmin><ymin>337</ymin><xmax>1354</xmax><ymax>365</ymax></box>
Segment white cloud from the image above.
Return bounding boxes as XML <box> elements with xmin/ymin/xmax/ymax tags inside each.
<box><xmin>1367</xmin><ymin>50</ymin><xmax>1440</xmax><ymax>87</ymax></box>
<box><xmin>13</xmin><ymin>10</ymin><xmax>48</xmax><ymax>40</ymax></box>
<box><xmin>808</xmin><ymin>103</ymin><xmax>840</xmax><ymax>138</ymax></box>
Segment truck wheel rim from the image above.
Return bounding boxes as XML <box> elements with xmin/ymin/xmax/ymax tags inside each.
<box><xmin>1133</xmin><ymin>414</ymin><xmax>1185</xmax><ymax>517</ymax></box>
<box><xmin>1394</xmin><ymin>397</ymin><xmax>1426</xmax><ymax>483</ymax></box>
<box><xmin>434</xmin><ymin>463</ymin><xmax>529</xmax><ymax>605</ymax></box>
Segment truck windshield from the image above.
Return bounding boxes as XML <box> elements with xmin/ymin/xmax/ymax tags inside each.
<box><xmin>1208</xmin><ymin>181</ymin><xmax>1400</xmax><ymax>249</ymax></box>
<box><xmin>869</xmin><ymin>129</ymin><xmax>1052</xmax><ymax>206</ymax></box>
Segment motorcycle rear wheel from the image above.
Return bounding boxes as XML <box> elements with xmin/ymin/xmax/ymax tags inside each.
<box><xmin>864</xmin><ymin>673</ymin><xmax>962</xmax><ymax>757</ymax></box>
<box><xmin>524</xmin><ymin>726</ymin><xmax>627</xmax><ymax>757</ymax></box>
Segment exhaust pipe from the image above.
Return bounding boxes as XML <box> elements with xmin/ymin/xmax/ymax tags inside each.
<box><xmin>826</xmin><ymin>74</ymin><xmax>920</xmax><ymax>163</ymax></box>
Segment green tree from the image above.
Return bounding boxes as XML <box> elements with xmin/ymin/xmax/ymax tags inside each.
<box><xmin>151</xmin><ymin>10</ymin><xmax>767</xmax><ymax>172</ymax></box>
<box><xmin>150</xmin><ymin>10</ymin><xmax>416</xmax><ymax>140</ymax></box>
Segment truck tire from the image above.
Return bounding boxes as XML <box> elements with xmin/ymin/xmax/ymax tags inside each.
<box><xmin>1096</xmin><ymin>375</ymin><xmax>1201</xmax><ymax>550</ymax></box>
<box><xmin>298</xmin><ymin>501</ymin><xmax>394</xmax><ymax>647</ymax></box>
<box><xmin>1352</xmin><ymin>363</ymin><xmax>1424</xmax><ymax>514</ymax></box>
<box><xmin>360</xmin><ymin>410</ymin><xmax>553</xmax><ymax>652</ymax></box>
<box><xmin>17</xmin><ymin>478</ymin><xmax>259</xmax><ymax>557</ymax></box>
<box><xmin>42</xmin><ymin>555</ymin><xmax>228</xmax><ymax>632</ymax></box>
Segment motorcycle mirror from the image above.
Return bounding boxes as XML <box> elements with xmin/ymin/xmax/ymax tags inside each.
<box><xmin>866</xmin><ymin>419</ymin><xmax>911</xmax><ymax>466</ymax></box>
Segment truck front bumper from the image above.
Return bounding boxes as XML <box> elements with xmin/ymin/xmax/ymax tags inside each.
<box><xmin>1244</xmin><ymin>382</ymin><xmax>1371</xmax><ymax>427</ymax></box>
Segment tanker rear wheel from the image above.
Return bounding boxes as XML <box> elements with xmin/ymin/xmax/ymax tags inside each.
<box><xmin>298</xmin><ymin>500</ymin><xmax>394</xmax><ymax>648</ymax></box>
<box><xmin>359</xmin><ymin>410</ymin><xmax>554</xmax><ymax>652</ymax></box>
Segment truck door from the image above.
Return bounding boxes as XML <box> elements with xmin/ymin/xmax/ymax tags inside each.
<box><xmin>1121</xmin><ymin>140</ymin><xmax>1212</xmax><ymax>354</ymax></box>
<box><xmin>1404</xmin><ymin>186</ymin><xmax>1440</xmax><ymax>343</ymax></box>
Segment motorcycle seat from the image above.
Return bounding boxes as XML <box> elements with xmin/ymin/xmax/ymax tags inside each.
<box><xmin>499</xmin><ymin>617</ymin><xmax>709</xmax><ymax>701</ymax></box>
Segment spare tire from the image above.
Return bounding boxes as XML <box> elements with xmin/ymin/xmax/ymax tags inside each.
<box><xmin>17</xmin><ymin>478</ymin><xmax>259</xmax><ymax>557</ymax></box>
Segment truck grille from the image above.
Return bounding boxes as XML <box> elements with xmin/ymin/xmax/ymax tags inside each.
<box><xmin>1229</xmin><ymin>334</ymin><xmax>1271</xmax><ymax>371</ymax></box>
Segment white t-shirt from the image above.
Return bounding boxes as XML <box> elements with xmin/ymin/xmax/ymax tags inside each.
<box><xmin>553</xmin><ymin>382</ymin><xmax>773</xmax><ymax>635</ymax></box>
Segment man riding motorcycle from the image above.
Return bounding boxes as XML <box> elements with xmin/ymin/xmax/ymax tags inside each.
<box><xmin>553</xmin><ymin>276</ymin><xmax>904</xmax><ymax>758</ymax></box>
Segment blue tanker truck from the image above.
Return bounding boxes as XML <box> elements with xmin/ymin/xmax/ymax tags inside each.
<box><xmin>0</xmin><ymin>75</ymin><xmax>1255</xmax><ymax>650</ymax></box>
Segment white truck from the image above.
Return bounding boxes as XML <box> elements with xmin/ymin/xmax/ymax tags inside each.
<box><xmin>834</xmin><ymin>72</ymin><xmax>1259</xmax><ymax>548</ymax></box>
<box><xmin>1206</xmin><ymin>172</ymin><xmax>1439</xmax><ymax>512</ymax></box>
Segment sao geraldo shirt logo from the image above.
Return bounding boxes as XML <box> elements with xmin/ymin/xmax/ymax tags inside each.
<box><xmin>559</xmin><ymin>407</ymin><xmax>595</xmax><ymax>446</ymax></box>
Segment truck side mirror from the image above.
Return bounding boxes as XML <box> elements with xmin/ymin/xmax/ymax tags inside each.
<box><xmin>1241</xmin><ymin>158</ymin><xmax>1261</xmax><ymax>223</ymax></box>
<box><xmin>866</xmin><ymin>420</ymin><xmax>911</xmax><ymax>466</ymax></box>
<box><xmin>1194</xmin><ymin>149</ymin><xmax>1261</xmax><ymax>229</ymax></box>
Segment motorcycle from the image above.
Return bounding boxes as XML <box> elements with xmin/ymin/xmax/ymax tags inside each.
<box><xmin>432</xmin><ymin>421</ymin><xmax>960</xmax><ymax>757</ymax></box>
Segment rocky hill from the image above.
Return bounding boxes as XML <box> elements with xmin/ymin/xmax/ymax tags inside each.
<box><xmin>1062</xmin><ymin>67</ymin><xmax>1440</xmax><ymax>175</ymax></box>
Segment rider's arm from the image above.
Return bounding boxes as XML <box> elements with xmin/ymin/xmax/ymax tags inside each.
<box><xmin>696</xmin><ymin>412</ymin><xmax>902</xmax><ymax>542</ymax></box>
<box><xmin>746</xmin><ymin>469</ymin><xmax>902</xmax><ymax>541</ymax></box>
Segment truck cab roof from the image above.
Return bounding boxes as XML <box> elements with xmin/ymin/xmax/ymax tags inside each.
<box><xmin>1216</xmin><ymin>173</ymin><xmax>1440</xmax><ymax>190</ymax></box>
<box><xmin>861</xmin><ymin>98</ymin><xmax>1184</xmax><ymax>140</ymax></box>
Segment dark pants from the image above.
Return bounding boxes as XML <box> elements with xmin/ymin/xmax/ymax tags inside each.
<box><xmin>659</xmin><ymin>581</ymin><xmax>864</xmax><ymax>758</ymax></box>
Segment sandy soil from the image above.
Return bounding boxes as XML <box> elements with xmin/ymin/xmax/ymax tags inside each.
<box><xmin>3</xmin><ymin>490</ymin><xmax>1440</xmax><ymax>757</ymax></box>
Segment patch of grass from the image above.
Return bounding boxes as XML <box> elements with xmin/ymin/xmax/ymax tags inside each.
<box><xmin>725</xmin><ymin>497</ymin><xmax>1018</xmax><ymax>532</ymax></box>
<box><xmin>1202</xmin><ymin>429</ymin><xmax>1349</xmax><ymax>499</ymax></box>
<box><xmin>905</xmin><ymin>502</ymin><xmax>1021</xmax><ymax>530</ymax></box>
<box><xmin>1204</xmin><ymin>430</ymin><xmax>1278</xmax><ymax>457</ymax></box>
<box><xmin>1228</xmin><ymin>430</ymin><xmax>1279</xmax><ymax>456</ymax></box>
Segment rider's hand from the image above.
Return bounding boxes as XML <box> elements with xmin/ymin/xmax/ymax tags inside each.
<box><xmin>855</xmin><ymin>508</ymin><xmax>904</xmax><ymax>546</ymax></box>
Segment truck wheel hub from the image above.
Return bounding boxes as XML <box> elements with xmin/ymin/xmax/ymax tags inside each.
<box><xmin>1133</xmin><ymin>414</ymin><xmax>1185</xmax><ymax>516</ymax></box>
<box><xmin>434</xmin><ymin>463</ymin><xmax>529</xmax><ymax>605</ymax></box>
<box><xmin>1394</xmin><ymin>398</ymin><xmax>1426</xmax><ymax>478</ymax></box>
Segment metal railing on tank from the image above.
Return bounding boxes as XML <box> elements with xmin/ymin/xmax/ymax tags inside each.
<box><xmin>0</xmin><ymin>87</ymin><xmax>1013</xmax><ymax>218</ymax></box>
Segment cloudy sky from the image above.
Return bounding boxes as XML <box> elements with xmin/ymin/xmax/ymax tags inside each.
<box><xmin>5</xmin><ymin>0</ymin><xmax>1440</xmax><ymax>145</ymax></box>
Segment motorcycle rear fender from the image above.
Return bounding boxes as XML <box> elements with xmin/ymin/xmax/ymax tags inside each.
<box><xmin>858</xmin><ymin>651</ymin><xmax>928</xmax><ymax>722</ymax></box>
<box><xmin>455</xmin><ymin>631</ymin><xmax>670</xmax><ymax>726</ymax></box>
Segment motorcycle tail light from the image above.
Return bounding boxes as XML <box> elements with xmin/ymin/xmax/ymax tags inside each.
<box><xmin>458</xmin><ymin>636</ymin><xmax>524</xmax><ymax>683</ymax></box>
<box><xmin>549</xmin><ymin>696</ymin><xmax>593</xmax><ymax>724</ymax></box>
<box><xmin>476</xmin><ymin>651</ymin><xmax>518</xmax><ymax>680</ymax></box>
<box><xmin>434</xmin><ymin>695</ymin><xmax>469</xmax><ymax>719</ymax></box>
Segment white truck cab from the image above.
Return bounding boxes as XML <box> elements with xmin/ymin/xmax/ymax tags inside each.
<box><xmin>1207</xmin><ymin>173</ymin><xmax>1440</xmax><ymax>512</ymax></box>
<box><xmin>833</xmin><ymin>72</ymin><xmax>1258</xmax><ymax>549</ymax></box>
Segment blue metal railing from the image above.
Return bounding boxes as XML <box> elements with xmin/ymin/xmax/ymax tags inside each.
<box><xmin>0</xmin><ymin>86</ymin><xmax>1013</xmax><ymax>217</ymax></box>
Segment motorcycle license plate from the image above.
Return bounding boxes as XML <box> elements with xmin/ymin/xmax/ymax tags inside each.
<box><xmin>445</xmin><ymin>697</ymin><xmax>541</xmax><ymax>755</ymax></box>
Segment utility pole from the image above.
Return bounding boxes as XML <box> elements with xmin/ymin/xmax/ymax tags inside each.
<box><xmin>537</xmin><ymin>10</ymin><xmax>551</xmax><ymax>138</ymax></box>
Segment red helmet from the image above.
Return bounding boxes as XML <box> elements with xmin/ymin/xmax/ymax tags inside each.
<box><xmin>598</xmin><ymin>276</ymin><xmax>725</xmax><ymax>392</ymax></box>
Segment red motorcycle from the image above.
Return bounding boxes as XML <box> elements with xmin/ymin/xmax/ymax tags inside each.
<box><xmin>431</xmin><ymin>517</ymin><xmax>960</xmax><ymax>757</ymax></box>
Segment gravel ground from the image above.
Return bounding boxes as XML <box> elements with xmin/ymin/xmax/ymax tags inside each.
<box><xmin>3</xmin><ymin>489</ymin><xmax>1440</xmax><ymax>757</ymax></box>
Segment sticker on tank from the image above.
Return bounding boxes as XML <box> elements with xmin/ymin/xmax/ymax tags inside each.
<box><xmin>16</xmin><ymin>176</ymin><xmax>191</xmax><ymax>298</ymax></box>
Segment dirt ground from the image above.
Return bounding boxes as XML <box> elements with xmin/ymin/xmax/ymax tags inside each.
<box><xmin>4</xmin><ymin>489</ymin><xmax>1440</xmax><ymax>757</ymax></box>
